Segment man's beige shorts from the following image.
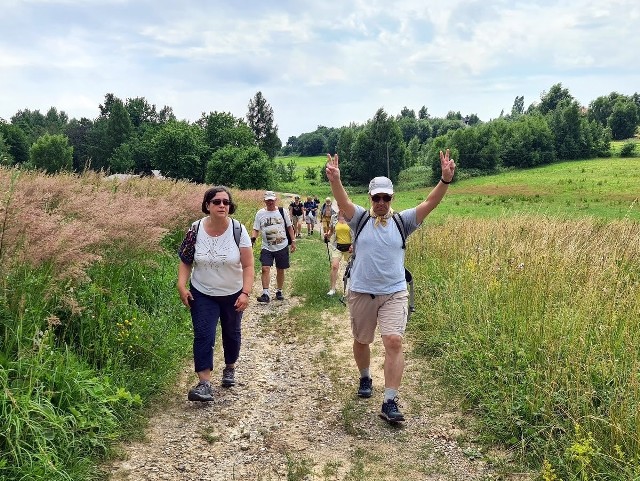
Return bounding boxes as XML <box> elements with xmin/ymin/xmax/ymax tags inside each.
<box><xmin>348</xmin><ymin>290</ymin><xmax>409</xmax><ymax>344</ymax></box>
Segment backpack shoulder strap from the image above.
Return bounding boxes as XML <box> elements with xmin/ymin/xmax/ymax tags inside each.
<box><xmin>231</xmin><ymin>219</ymin><xmax>241</xmax><ymax>248</ymax></box>
<box><xmin>391</xmin><ymin>213</ymin><xmax>407</xmax><ymax>249</ymax></box>
<box><xmin>352</xmin><ymin>210</ymin><xmax>370</xmax><ymax>246</ymax></box>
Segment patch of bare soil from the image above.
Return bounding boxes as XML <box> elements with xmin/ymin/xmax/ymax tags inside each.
<box><xmin>106</xmin><ymin>267</ymin><xmax>530</xmax><ymax>481</ymax></box>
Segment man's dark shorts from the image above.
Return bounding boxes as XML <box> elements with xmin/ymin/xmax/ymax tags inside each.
<box><xmin>260</xmin><ymin>246</ymin><xmax>290</xmax><ymax>269</ymax></box>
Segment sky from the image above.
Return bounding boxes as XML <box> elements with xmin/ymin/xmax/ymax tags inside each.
<box><xmin>1</xmin><ymin>0</ymin><xmax>639</xmax><ymax>143</ymax></box>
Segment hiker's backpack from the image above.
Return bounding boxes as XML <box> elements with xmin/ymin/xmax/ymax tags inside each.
<box><xmin>231</xmin><ymin>218</ymin><xmax>242</xmax><ymax>247</ymax></box>
<box><xmin>342</xmin><ymin>211</ymin><xmax>416</xmax><ymax>318</ymax></box>
<box><xmin>178</xmin><ymin>218</ymin><xmax>243</xmax><ymax>263</ymax></box>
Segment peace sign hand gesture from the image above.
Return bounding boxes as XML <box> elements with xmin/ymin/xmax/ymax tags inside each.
<box><xmin>440</xmin><ymin>149</ymin><xmax>456</xmax><ymax>183</ymax></box>
<box><xmin>325</xmin><ymin>153</ymin><xmax>340</xmax><ymax>183</ymax></box>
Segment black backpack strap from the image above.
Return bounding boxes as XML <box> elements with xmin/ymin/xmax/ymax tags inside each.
<box><xmin>391</xmin><ymin>213</ymin><xmax>407</xmax><ymax>249</ymax></box>
<box><xmin>351</xmin><ymin>210</ymin><xmax>370</xmax><ymax>248</ymax></box>
<box><xmin>278</xmin><ymin>207</ymin><xmax>292</xmax><ymax>245</ymax></box>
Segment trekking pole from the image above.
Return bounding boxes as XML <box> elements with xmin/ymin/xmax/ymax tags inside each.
<box><xmin>325</xmin><ymin>238</ymin><xmax>331</xmax><ymax>264</ymax></box>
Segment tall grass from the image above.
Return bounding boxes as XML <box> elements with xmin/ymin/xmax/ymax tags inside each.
<box><xmin>406</xmin><ymin>215</ymin><xmax>640</xmax><ymax>479</ymax></box>
<box><xmin>0</xmin><ymin>166</ymin><xmax>261</xmax><ymax>480</ymax></box>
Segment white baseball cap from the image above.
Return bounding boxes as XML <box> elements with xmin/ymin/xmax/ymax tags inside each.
<box><xmin>368</xmin><ymin>177</ymin><xmax>394</xmax><ymax>195</ymax></box>
<box><xmin>264</xmin><ymin>191</ymin><xmax>277</xmax><ymax>200</ymax></box>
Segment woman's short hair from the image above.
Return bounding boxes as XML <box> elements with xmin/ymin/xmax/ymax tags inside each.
<box><xmin>201</xmin><ymin>185</ymin><xmax>237</xmax><ymax>215</ymax></box>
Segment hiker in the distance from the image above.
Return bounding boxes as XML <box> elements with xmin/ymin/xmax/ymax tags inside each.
<box><xmin>251</xmin><ymin>191</ymin><xmax>297</xmax><ymax>303</ymax></box>
<box><xmin>320</xmin><ymin>196</ymin><xmax>336</xmax><ymax>237</ymax></box>
<box><xmin>177</xmin><ymin>186</ymin><xmax>254</xmax><ymax>402</ymax></box>
<box><xmin>324</xmin><ymin>210</ymin><xmax>352</xmax><ymax>296</ymax></box>
<box><xmin>289</xmin><ymin>194</ymin><xmax>304</xmax><ymax>238</ymax></box>
<box><xmin>325</xmin><ymin>150</ymin><xmax>455</xmax><ymax>423</ymax></box>
<box><xmin>303</xmin><ymin>195</ymin><xmax>316</xmax><ymax>235</ymax></box>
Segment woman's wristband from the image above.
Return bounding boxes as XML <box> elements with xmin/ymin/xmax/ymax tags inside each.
<box><xmin>440</xmin><ymin>177</ymin><xmax>451</xmax><ymax>184</ymax></box>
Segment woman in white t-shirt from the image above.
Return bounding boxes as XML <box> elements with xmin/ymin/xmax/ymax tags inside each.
<box><xmin>177</xmin><ymin>186</ymin><xmax>254</xmax><ymax>402</ymax></box>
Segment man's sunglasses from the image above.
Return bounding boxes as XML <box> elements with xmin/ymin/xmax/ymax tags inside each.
<box><xmin>371</xmin><ymin>194</ymin><xmax>392</xmax><ymax>203</ymax></box>
<box><xmin>209</xmin><ymin>199</ymin><xmax>231</xmax><ymax>206</ymax></box>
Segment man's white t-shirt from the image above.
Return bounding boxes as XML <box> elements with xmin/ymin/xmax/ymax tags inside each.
<box><xmin>252</xmin><ymin>208</ymin><xmax>292</xmax><ymax>252</ymax></box>
<box><xmin>190</xmin><ymin>218</ymin><xmax>251</xmax><ymax>296</ymax></box>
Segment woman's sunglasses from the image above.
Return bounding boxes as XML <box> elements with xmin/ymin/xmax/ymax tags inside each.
<box><xmin>209</xmin><ymin>199</ymin><xmax>231</xmax><ymax>206</ymax></box>
<box><xmin>371</xmin><ymin>194</ymin><xmax>392</xmax><ymax>203</ymax></box>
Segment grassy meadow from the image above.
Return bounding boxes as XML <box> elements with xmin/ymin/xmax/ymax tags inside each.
<box><xmin>1</xmin><ymin>148</ymin><xmax>639</xmax><ymax>480</ymax></box>
<box><xmin>278</xmin><ymin>152</ymin><xmax>640</xmax><ymax>479</ymax></box>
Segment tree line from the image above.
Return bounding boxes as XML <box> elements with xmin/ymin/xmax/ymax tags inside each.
<box><xmin>0</xmin><ymin>91</ymin><xmax>282</xmax><ymax>188</ymax></box>
<box><xmin>1</xmin><ymin>83</ymin><xmax>638</xmax><ymax>189</ymax></box>
<box><xmin>286</xmin><ymin>83</ymin><xmax>639</xmax><ymax>185</ymax></box>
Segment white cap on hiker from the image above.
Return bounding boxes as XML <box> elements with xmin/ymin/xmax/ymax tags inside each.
<box><xmin>368</xmin><ymin>177</ymin><xmax>394</xmax><ymax>195</ymax></box>
<box><xmin>264</xmin><ymin>191</ymin><xmax>276</xmax><ymax>200</ymax></box>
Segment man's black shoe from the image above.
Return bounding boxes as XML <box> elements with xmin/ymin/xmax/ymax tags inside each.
<box><xmin>257</xmin><ymin>293</ymin><xmax>270</xmax><ymax>303</ymax></box>
<box><xmin>357</xmin><ymin>376</ymin><xmax>373</xmax><ymax>398</ymax></box>
<box><xmin>379</xmin><ymin>397</ymin><xmax>405</xmax><ymax>423</ymax></box>
<box><xmin>275</xmin><ymin>291</ymin><xmax>285</xmax><ymax>301</ymax></box>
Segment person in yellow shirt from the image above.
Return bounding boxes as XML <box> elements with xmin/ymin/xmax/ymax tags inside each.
<box><xmin>324</xmin><ymin>210</ymin><xmax>353</xmax><ymax>296</ymax></box>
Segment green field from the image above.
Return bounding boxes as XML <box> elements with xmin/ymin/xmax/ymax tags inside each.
<box><xmin>276</xmin><ymin>154</ymin><xmax>640</xmax><ymax>222</ymax></box>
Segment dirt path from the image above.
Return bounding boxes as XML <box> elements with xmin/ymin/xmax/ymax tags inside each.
<box><xmin>106</xmin><ymin>268</ymin><xmax>528</xmax><ymax>481</ymax></box>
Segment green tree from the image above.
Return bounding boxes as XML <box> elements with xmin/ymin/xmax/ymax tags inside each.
<box><xmin>349</xmin><ymin>108</ymin><xmax>406</xmax><ymax>185</ymax></box>
<box><xmin>511</xmin><ymin>95</ymin><xmax>525</xmax><ymax>117</ymax></box>
<box><xmin>29</xmin><ymin>133</ymin><xmax>73</xmax><ymax>173</ymax></box>
<box><xmin>200</xmin><ymin>111</ymin><xmax>254</xmax><ymax>153</ymax></box>
<box><xmin>297</xmin><ymin>132</ymin><xmax>326</xmax><ymax>156</ymax></box>
<box><xmin>608</xmin><ymin>99</ymin><xmax>639</xmax><ymax>140</ymax></box>
<box><xmin>588</xmin><ymin>92</ymin><xmax>624</xmax><ymax>127</ymax></box>
<box><xmin>246</xmin><ymin>91</ymin><xmax>282</xmax><ymax>159</ymax></box>
<box><xmin>0</xmin><ymin>133</ymin><xmax>13</xmax><ymax>165</ymax></box>
<box><xmin>105</xmin><ymin>98</ymin><xmax>133</xmax><ymax>160</ymax></box>
<box><xmin>418</xmin><ymin>106</ymin><xmax>430</xmax><ymax>120</ymax></box>
<box><xmin>335</xmin><ymin>127</ymin><xmax>357</xmax><ymax>183</ymax></box>
<box><xmin>499</xmin><ymin>115</ymin><xmax>555</xmax><ymax>167</ymax></box>
<box><xmin>64</xmin><ymin>117</ymin><xmax>93</xmax><ymax>171</ymax></box>
<box><xmin>152</xmin><ymin>120</ymin><xmax>207</xmax><ymax>182</ymax></box>
<box><xmin>406</xmin><ymin>136</ymin><xmax>422</xmax><ymax>167</ymax></box>
<box><xmin>0</xmin><ymin>122</ymin><xmax>29</xmax><ymax>164</ymax></box>
<box><xmin>11</xmin><ymin>108</ymin><xmax>47</xmax><ymax>145</ymax></box>
<box><xmin>537</xmin><ymin>83</ymin><xmax>574</xmax><ymax>115</ymax></box>
<box><xmin>108</xmin><ymin>143</ymin><xmax>135</xmax><ymax>173</ymax></box>
<box><xmin>205</xmin><ymin>145</ymin><xmax>274</xmax><ymax>189</ymax></box>
<box><xmin>125</xmin><ymin>96</ymin><xmax>158</xmax><ymax>128</ymax></box>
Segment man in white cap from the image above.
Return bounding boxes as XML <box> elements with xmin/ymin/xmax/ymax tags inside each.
<box><xmin>251</xmin><ymin>191</ymin><xmax>296</xmax><ymax>303</ymax></box>
<box><xmin>325</xmin><ymin>150</ymin><xmax>455</xmax><ymax>423</ymax></box>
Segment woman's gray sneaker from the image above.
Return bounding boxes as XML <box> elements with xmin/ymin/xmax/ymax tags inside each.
<box><xmin>221</xmin><ymin>367</ymin><xmax>235</xmax><ymax>387</ymax></box>
<box><xmin>357</xmin><ymin>376</ymin><xmax>373</xmax><ymax>398</ymax></box>
<box><xmin>187</xmin><ymin>381</ymin><xmax>214</xmax><ymax>402</ymax></box>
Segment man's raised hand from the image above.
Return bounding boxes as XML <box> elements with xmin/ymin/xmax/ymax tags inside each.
<box><xmin>325</xmin><ymin>153</ymin><xmax>340</xmax><ymax>183</ymax></box>
<box><xmin>439</xmin><ymin>149</ymin><xmax>456</xmax><ymax>182</ymax></box>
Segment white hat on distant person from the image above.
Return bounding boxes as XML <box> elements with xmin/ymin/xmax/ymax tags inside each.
<box><xmin>368</xmin><ymin>177</ymin><xmax>394</xmax><ymax>195</ymax></box>
<box><xmin>264</xmin><ymin>191</ymin><xmax>277</xmax><ymax>200</ymax></box>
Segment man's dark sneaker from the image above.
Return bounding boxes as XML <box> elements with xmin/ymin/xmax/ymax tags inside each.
<box><xmin>187</xmin><ymin>381</ymin><xmax>213</xmax><ymax>402</ymax></box>
<box><xmin>221</xmin><ymin>367</ymin><xmax>235</xmax><ymax>387</ymax></box>
<box><xmin>257</xmin><ymin>293</ymin><xmax>270</xmax><ymax>303</ymax></box>
<box><xmin>379</xmin><ymin>397</ymin><xmax>405</xmax><ymax>423</ymax></box>
<box><xmin>275</xmin><ymin>291</ymin><xmax>285</xmax><ymax>301</ymax></box>
<box><xmin>357</xmin><ymin>376</ymin><xmax>373</xmax><ymax>398</ymax></box>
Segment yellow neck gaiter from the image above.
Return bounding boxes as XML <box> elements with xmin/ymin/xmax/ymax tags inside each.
<box><xmin>369</xmin><ymin>207</ymin><xmax>394</xmax><ymax>227</ymax></box>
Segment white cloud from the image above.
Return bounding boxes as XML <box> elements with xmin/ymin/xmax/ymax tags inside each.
<box><xmin>0</xmin><ymin>0</ymin><xmax>638</xmax><ymax>139</ymax></box>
